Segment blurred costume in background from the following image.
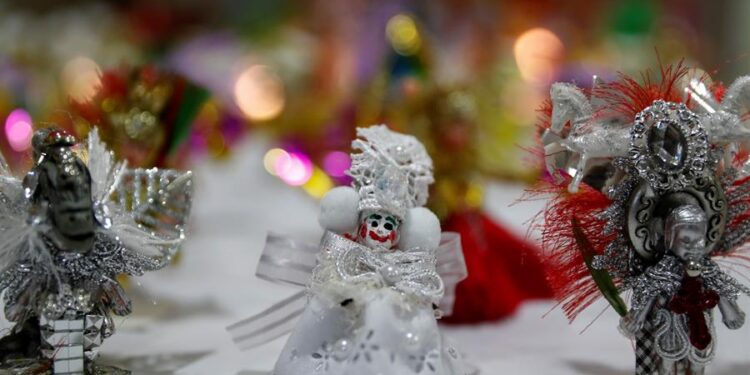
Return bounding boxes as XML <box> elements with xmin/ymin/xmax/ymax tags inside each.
<box><xmin>66</xmin><ymin>65</ymin><xmax>209</xmax><ymax>168</ymax></box>
<box><xmin>365</xmin><ymin>20</ymin><xmax>553</xmax><ymax>322</ymax></box>
<box><xmin>229</xmin><ymin>125</ymin><xmax>475</xmax><ymax>375</ymax></box>
<box><xmin>0</xmin><ymin>128</ymin><xmax>192</xmax><ymax>374</ymax></box>
<box><xmin>418</xmin><ymin>89</ymin><xmax>552</xmax><ymax>323</ymax></box>
<box><xmin>536</xmin><ymin>65</ymin><xmax>750</xmax><ymax>374</ymax></box>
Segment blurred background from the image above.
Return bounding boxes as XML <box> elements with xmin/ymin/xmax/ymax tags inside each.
<box><xmin>2</xmin><ymin>0</ymin><xmax>748</xmax><ymax>178</ymax></box>
<box><xmin>1</xmin><ymin>1</ymin><xmax>750</xmax><ymax>374</ymax></box>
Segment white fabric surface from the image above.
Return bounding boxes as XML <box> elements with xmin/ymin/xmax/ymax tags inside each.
<box><xmin>4</xmin><ymin>136</ymin><xmax>750</xmax><ymax>374</ymax></box>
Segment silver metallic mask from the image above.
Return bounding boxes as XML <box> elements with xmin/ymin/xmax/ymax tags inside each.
<box><xmin>25</xmin><ymin>128</ymin><xmax>96</xmax><ymax>254</ymax></box>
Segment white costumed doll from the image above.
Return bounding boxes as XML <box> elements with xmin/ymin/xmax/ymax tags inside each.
<box><xmin>229</xmin><ymin>125</ymin><xmax>475</xmax><ymax>375</ymax></box>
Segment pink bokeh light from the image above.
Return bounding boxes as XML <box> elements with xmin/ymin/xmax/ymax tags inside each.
<box><xmin>5</xmin><ymin>109</ymin><xmax>33</xmax><ymax>152</ymax></box>
<box><xmin>274</xmin><ymin>151</ymin><xmax>313</xmax><ymax>186</ymax></box>
<box><xmin>322</xmin><ymin>151</ymin><xmax>350</xmax><ymax>177</ymax></box>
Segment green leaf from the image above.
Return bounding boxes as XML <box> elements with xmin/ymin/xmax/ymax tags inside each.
<box><xmin>572</xmin><ymin>217</ymin><xmax>628</xmax><ymax>317</ymax></box>
<box><xmin>167</xmin><ymin>82</ymin><xmax>210</xmax><ymax>155</ymax></box>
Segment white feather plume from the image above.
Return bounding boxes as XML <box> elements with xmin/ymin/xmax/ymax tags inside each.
<box><xmin>106</xmin><ymin>204</ymin><xmax>183</xmax><ymax>258</ymax></box>
<box><xmin>86</xmin><ymin>128</ymin><xmax>127</xmax><ymax>204</ymax></box>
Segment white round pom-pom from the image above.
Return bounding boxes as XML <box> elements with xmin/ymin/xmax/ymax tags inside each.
<box><xmin>318</xmin><ymin>186</ymin><xmax>360</xmax><ymax>233</ymax></box>
<box><xmin>399</xmin><ymin>207</ymin><xmax>441</xmax><ymax>251</ymax></box>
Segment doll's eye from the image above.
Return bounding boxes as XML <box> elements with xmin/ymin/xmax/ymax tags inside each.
<box><xmin>385</xmin><ymin>216</ymin><xmax>398</xmax><ymax>226</ymax></box>
<box><xmin>370</xmin><ymin>221</ymin><xmax>379</xmax><ymax>227</ymax></box>
<box><xmin>384</xmin><ymin>223</ymin><xmax>393</xmax><ymax>230</ymax></box>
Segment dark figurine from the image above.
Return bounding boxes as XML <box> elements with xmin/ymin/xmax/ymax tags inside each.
<box><xmin>0</xmin><ymin>128</ymin><xmax>192</xmax><ymax>374</ymax></box>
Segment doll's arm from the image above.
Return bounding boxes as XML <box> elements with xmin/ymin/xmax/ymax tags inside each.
<box><xmin>705</xmin><ymin>263</ymin><xmax>747</xmax><ymax>330</ymax></box>
<box><xmin>619</xmin><ymin>295</ymin><xmax>656</xmax><ymax>337</ymax></box>
<box><xmin>719</xmin><ymin>297</ymin><xmax>745</xmax><ymax>330</ymax></box>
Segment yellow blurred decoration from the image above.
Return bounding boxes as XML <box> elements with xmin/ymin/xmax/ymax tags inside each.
<box><xmin>513</xmin><ymin>28</ymin><xmax>564</xmax><ymax>84</ymax></box>
<box><xmin>386</xmin><ymin>14</ymin><xmax>422</xmax><ymax>56</ymax></box>
<box><xmin>207</xmin><ymin>134</ymin><xmax>228</xmax><ymax>158</ymax></box>
<box><xmin>234</xmin><ymin>65</ymin><xmax>286</xmax><ymax>121</ymax></box>
<box><xmin>198</xmin><ymin>101</ymin><xmax>221</xmax><ymax>125</ymax></box>
<box><xmin>302</xmin><ymin>167</ymin><xmax>333</xmax><ymax>199</ymax></box>
<box><xmin>62</xmin><ymin>56</ymin><xmax>102</xmax><ymax>103</ymax></box>
<box><xmin>465</xmin><ymin>182</ymin><xmax>484</xmax><ymax>208</ymax></box>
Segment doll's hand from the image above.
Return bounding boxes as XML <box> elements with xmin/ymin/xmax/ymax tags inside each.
<box><xmin>619</xmin><ymin>313</ymin><xmax>644</xmax><ymax>338</ymax></box>
<box><xmin>724</xmin><ymin>312</ymin><xmax>745</xmax><ymax>330</ymax></box>
<box><xmin>719</xmin><ymin>298</ymin><xmax>746</xmax><ymax>330</ymax></box>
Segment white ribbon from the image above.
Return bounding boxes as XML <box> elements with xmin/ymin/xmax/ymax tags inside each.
<box><xmin>228</xmin><ymin>231</ymin><xmax>467</xmax><ymax>351</ymax></box>
<box><xmin>324</xmin><ymin>231</ymin><xmax>445</xmax><ymax>306</ymax></box>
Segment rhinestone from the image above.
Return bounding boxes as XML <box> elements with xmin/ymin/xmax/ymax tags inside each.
<box><xmin>648</xmin><ymin>120</ymin><xmax>686</xmax><ymax>169</ymax></box>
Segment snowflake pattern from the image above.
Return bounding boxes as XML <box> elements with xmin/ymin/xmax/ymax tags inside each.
<box><xmin>407</xmin><ymin>349</ymin><xmax>441</xmax><ymax>373</ymax></box>
<box><xmin>350</xmin><ymin>330</ymin><xmax>380</xmax><ymax>363</ymax></box>
<box><xmin>311</xmin><ymin>342</ymin><xmax>335</xmax><ymax>372</ymax></box>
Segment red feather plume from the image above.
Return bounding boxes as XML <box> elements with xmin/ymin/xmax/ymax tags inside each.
<box><xmin>528</xmin><ymin>180</ymin><xmax>618</xmax><ymax>321</ymax></box>
<box><xmin>596</xmin><ymin>61</ymin><xmax>690</xmax><ymax>120</ymax></box>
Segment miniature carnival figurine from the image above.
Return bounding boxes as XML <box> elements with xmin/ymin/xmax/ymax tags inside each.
<box><xmin>229</xmin><ymin>125</ymin><xmax>475</xmax><ymax>375</ymax></box>
<box><xmin>0</xmin><ymin>128</ymin><xmax>192</xmax><ymax>374</ymax></box>
<box><xmin>619</xmin><ymin>204</ymin><xmax>746</xmax><ymax>374</ymax></box>
<box><xmin>537</xmin><ymin>66</ymin><xmax>750</xmax><ymax>374</ymax></box>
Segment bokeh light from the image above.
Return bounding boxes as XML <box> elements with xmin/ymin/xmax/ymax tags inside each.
<box><xmin>234</xmin><ymin>65</ymin><xmax>285</xmax><ymax>121</ymax></box>
<box><xmin>513</xmin><ymin>28</ymin><xmax>564</xmax><ymax>84</ymax></box>
<box><xmin>386</xmin><ymin>14</ymin><xmax>421</xmax><ymax>55</ymax></box>
<box><xmin>303</xmin><ymin>167</ymin><xmax>333</xmax><ymax>198</ymax></box>
<box><xmin>5</xmin><ymin>108</ymin><xmax>33</xmax><ymax>152</ymax></box>
<box><xmin>263</xmin><ymin>148</ymin><xmax>288</xmax><ymax>176</ymax></box>
<box><xmin>322</xmin><ymin>151</ymin><xmax>350</xmax><ymax>177</ymax></box>
<box><xmin>62</xmin><ymin>56</ymin><xmax>102</xmax><ymax>103</ymax></box>
<box><xmin>274</xmin><ymin>151</ymin><xmax>313</xmax><ymax>186</ymax></box>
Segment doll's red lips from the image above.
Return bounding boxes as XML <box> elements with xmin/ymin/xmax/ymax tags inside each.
<box><xmin>368</xmin><ymin>231</ymin><xmax>390</xmax><ymax>243</ymax></box>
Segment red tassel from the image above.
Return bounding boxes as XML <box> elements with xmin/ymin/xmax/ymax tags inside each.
<box><xmin>528</xmin><ymin>180</ymin><xmax>619</xmax><ymax>321</ymax></box>
<box><xmin>441</xmin><ymin>210</ymin><xmax>552</xmax><ymax>324</ymax></box>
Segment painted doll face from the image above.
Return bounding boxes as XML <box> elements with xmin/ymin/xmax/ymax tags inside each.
<box><xmin>357</xmin><ymin>211</ymin><xmax>400</xmax><ymax>250</ymax></box>
<box><xmin>669</xmin><ymin>223</ymin><xmax>708</xmax><ymax>261</ymax></box>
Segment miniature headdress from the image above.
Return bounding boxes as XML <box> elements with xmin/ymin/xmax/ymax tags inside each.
<box><xmin>664</xmin><ymin>204</ymin><xmax>707</xmax><ymax>249</ymax></box>
<box><xmin>29</xmin><ymin>127</ymin><xmax>79</xmax><ymax>167</ymax></box>
<box><xmin>32</xmin><ymin>128</ymin><xmax>77</xmax><ymax>151</ymax></box>
<box><xmin>347</xmin><ymin>125</ymin><xmax>434</xmax><ymax>219</ymax></box>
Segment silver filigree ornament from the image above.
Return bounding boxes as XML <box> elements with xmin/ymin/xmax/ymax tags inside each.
<box><xmin>626</xmin><ymin>177</ymin><xmax>727</xmax><ymax>262</ymax></box>
<box><xmin>629</xmin><ymin>100</ymin><xmax>710</xmax><ymax>193</ymax></box>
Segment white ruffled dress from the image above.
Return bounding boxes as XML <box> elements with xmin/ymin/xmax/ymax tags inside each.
<box><xmin>229</xmin><ymin>231</ymin><xmax>475</xmax><ymax>375</ymax></box>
